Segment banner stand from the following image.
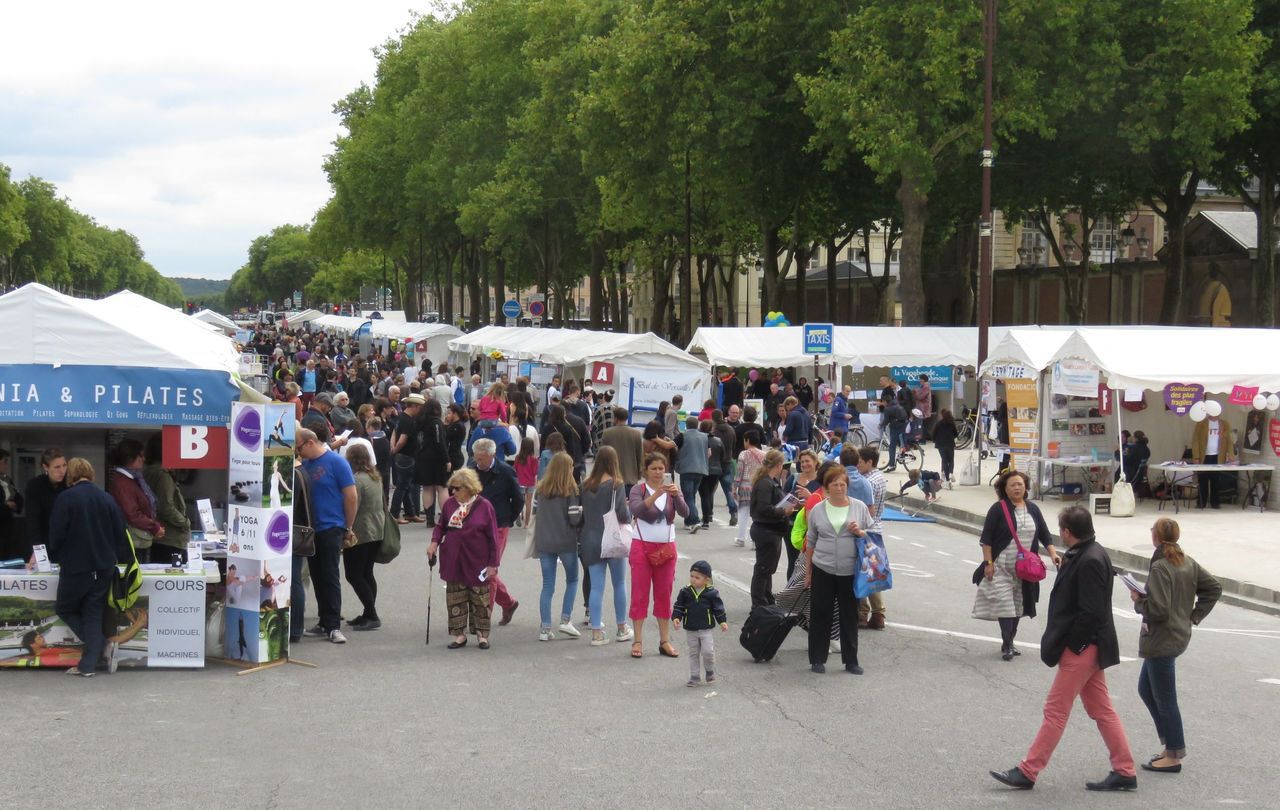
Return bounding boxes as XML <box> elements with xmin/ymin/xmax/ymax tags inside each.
<box><xmin>208</xmin><ymin>655</ymin><xmax>316</xmax><ymax>677</ymax></box>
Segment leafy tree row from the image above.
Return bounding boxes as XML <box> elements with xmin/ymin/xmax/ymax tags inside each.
<box><xmin>0</xmin><ymin>165</ymin><xmax>183</xmax><ymax>306</ymax></box>
<box><xmin>236</xmin><ymin>0</ymin><xmax>1276</xmax><ymax>334</ymax></box>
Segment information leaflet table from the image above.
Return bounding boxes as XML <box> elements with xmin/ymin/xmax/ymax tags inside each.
<box><xmin>0</xmin><ymin>563</ymin><xmax>219</xmax><ymax>669</ymax></box>
<box><xmin>1149</xmin><ymin>462</ymin><xmax>1274</xmax><ymax>514</ymax></box>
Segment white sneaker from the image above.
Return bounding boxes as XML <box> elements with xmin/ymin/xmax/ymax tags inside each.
<box><xmin>733</xmin><ymin>539</ymin><xmax>744</xmax><ymax>547</ymax></box>
<box><xmin>558</xmin><ymin>621</ymin><xmax>581</xmax><ymax>638</ymax></box>
<box><xmin>615</xmin><ymin>626</ymin><xmax>634</xmax><ymax>643</ymax></box>
<box><xmin>328</xmin><ymin>629</ymin><xmax>347</xmax><ymax>644</ymax></box>
<box><xmin>538</xmin><ymin>628</ymin><xmax>555</xmax><ymax>642</ymax></box>
<box><xmin>590</xmin><ymin>631</ymin><xmax>610</xmax><ymax>646</ymax></box>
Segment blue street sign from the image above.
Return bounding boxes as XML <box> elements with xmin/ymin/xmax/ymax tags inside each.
<box><xmin>802</xmin><ymin>323</ymin><xmax>834</xmax><ymax>355</ymax></box>
<box><xmin>502</xmin><ymin>299</ymin><xmax>522</xmax><ymax>319</ymax></box>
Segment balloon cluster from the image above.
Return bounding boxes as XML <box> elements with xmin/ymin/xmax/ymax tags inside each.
<box><xmin>1190</xmin><ymin>393</ymin><xmax>1280</xmax><ymax>422</ymax></box>
<box><xmin>764</xmin><ymin>311</ymin><xmax>790</xmax><ymax>327</ymax></box>
<box><xmin>488</xmin><ymin>349</ymin><xmax>504</xmax><ymax>360</ymax></box>
<box><xmin>1251</xmin><ymin>392</ymin><xmax>1280</xmax><ymax>411</ymax></box>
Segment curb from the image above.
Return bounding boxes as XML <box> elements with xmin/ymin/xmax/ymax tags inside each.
<box><xmin>899</xmin><ymin>494</ymin><xmax>1280</xmax><ymax>619</ymax></box>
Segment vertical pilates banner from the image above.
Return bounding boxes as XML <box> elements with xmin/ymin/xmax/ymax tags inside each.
<box><xmin>225</xmin><ymin>402</ymin><xmax>295</xmax><ymax>663</ymax></box>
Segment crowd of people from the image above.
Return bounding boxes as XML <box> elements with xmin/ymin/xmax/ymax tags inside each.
<box><xmin>7</xmin><ymin>326</ymin><xmax>1232</xmax><ymax>791</ymax></box>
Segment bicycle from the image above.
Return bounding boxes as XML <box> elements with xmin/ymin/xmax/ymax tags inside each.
<box><xmin>955</xmin><ymin>408</ymin><xmax>978</xmax><ymax>450</ymax></box>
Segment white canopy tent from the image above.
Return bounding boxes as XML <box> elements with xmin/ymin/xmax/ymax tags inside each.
<box><xmin>310</xmin><ymin>315</ymin><xmax>461</xmax><ymax>369</ymax></box>
<box><xmin>192</xmin><ymin>308</ymin><xmax>238</xmax><ymax>334</ymax></box>
<box><xmin>1045</xmin><ymin>327</ymin><xmax>1280</xmax><ymax>394</ymax></box>
<box><xmin>687</xmin><ymin>325</ymin><xmax>1021</xmax><ymax>369</ymax></box>
<box><xmin>284</xmin><ymin>308</ymin><xmax>325</xmax><ymax>326</ymax></box>
<box><xmin>450</xmin><ymin>326</ymin><xmax>711</xmax><ymax>416</ymax></box>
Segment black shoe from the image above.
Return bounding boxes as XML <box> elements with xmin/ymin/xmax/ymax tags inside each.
<box><xmin>845</xmin><ymin>664</ymin><xmax>864</xmax><ymax>675</ymax></box>
<box><xmin>728</xmin><ymin>515</ymin><xmax>738</xmax><ymax>527</ymax></box>
<box><xmin>352</xmin><ymin>618</ymin><xmax>381</xmax><ymax>631</ymax></box>
<box><xmin>1011</xmin><ymin>646</ymin><xmax>1021</xmax><ymax>656</ymax></box>
<box><xmin>1085</xmin><ymin>771</ymin><xmax>1137</xmax><ymax>791</ymax></box>
<box><xmin>1002</xmin><ymin>650</ymin><xmax>1014</xmax><ymax>662</ymax></box>
<box><xmin>348</xmin><ymin>616</ymin><xmax>368</xmax><ymax>627</ymax></box>
<box><xmin>810</xmin><ymin>663</ymin><xmax>826</xmax><ymax>674</ymax></box>
<box><xmin>1140</xmin><ymin>760</ymin><xmax>1181</xmax><ymax>774</ymax></box>
<box><xmin>990</xmin><ymin>767</ymin><xmax>1035</xmax><ymax>790</ymax></box>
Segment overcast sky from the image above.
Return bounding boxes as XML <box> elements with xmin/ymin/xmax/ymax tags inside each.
<box><xmin>0</xmin><ymin>2</ymin><xmax>434</xmax><ymax>280</ymax></box>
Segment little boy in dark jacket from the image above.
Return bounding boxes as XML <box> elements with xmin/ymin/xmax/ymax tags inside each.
<box><xmin>673</xmin><ymin>560</ymin><xmax>728</xmax><ymax>687</ymax></box>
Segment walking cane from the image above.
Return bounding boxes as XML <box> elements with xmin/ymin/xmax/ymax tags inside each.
<box><xmin>426</xmin><ymin>553</ymin><xmax>436</xmax><ymax>645</ymax></box>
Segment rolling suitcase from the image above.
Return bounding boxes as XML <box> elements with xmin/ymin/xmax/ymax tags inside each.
<box><xmin>739</xmin><ymin>599</ymin><xmax>804</xmax><ymax>662</ymax></box>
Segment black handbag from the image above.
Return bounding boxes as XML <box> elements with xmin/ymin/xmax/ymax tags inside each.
<box><xmin>293</xmin><ymin>466</ymin><xmax>316</xmax><ymax>557</ymax></box>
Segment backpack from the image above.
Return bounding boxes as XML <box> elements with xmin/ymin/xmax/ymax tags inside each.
<box><xmin>108</xmin><ymin>529</ymin><xmax>143</xmax><ymax>612</ymax></box>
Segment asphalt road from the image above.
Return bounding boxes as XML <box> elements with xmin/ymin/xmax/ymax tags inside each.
<box><xmin>7</xmin><ymin>515</ymin><xmax>1279</xmax><ymax>809</ymax></box>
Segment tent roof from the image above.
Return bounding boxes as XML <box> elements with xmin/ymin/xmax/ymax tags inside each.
<box><xmin>1045</xmin><ymin>326</ymin><xmax>1280</xmax><ymax>393</ymax></box>
<box><xmin>450</xmin><ymin>325</ymin><xmax>708</xmax><ymax>368</ymax></box>
<box><xmin>687</xmin><ymin>326</ymin><xmax>1018</xmax><ymax>369</ymax></box>
<box><xmin>0</xmin><ymin>284</ymin><xmax>241</xmax><ymax>373</ymax></box>
<box><xmin>285</xmin><ymin>308</ymin><xmax>325</xmax><ymax>325</ymax></box>
<box><xmin>309</xmin><ymin>315</ymin><xmax>461</xmax><ymax>343</ymax></box>
<box><xmin>192</xmin><ymin>309</ymin><xmax>237</xmax><ymax>332</ymax></box>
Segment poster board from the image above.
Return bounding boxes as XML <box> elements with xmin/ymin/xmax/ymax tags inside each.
<box><xmin>225</xmin><ymin>402</ymin><xmax>294</xmax><ymax>664</ymax></box>
<box><xmin>0</xmin><ymin>568</ymin><xmax>213</xmax><ymax>669</ymax></box>
<box><xmin>1004</xmin><ymin>378</ymin><xmax>1038</xmax><ymax>454</ymax></box>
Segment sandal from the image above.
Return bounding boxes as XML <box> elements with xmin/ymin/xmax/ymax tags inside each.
<box><xmin>477</xmin><ymin>638</ymin><xmax>490</xmax><ymax>650</ymax></box>
<box><xmin>630</xmin><ymin>642</ymin><xmax>643</xmax><ymax>659</ymax></box>
<box><xmin>658</xmin><ymin>641</ymin><xmax>680</xmax><ymax>658</ymax></box>
<box><xmin>447</xmin><ymin>638</ymin><xmax>467</xmax><ymax>649</ymax></box>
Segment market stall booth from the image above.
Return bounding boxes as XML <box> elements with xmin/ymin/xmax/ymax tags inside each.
<box><xmin>451</xmin><ymin>325</ymin><xmax>710</xmax><ymax>423</ymax></box>
<box><xmin>0</xmin><ymin>284</ymin><xmax>249</xmax><ymax>670</ymax></box>
<box><xmin>310</xmin><ymin>315</ymin><xmax>461</xmax><ymax>370</ymax></box>
<box><xmin>192</xmin><ymin>309</ymin><xmax>238</xmax><ymax>334</ymax></box>
<box><xmin>976</xmin><ymin>325</ymin><xmax>1280</xmax><ymax>510</ymax></box>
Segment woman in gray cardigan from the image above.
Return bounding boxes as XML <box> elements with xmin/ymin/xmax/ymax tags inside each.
<box><xmin>533</xmin><ymin>452</ymin><xmax>584</xmax><ymax>641</ymax></box>
<box><xmin>579</xmin><ymin>447</ymin><xmax>632</xmax><ymax>646</ymax></box>
<box><xmin>1130</xmin><ymin>518</ymin><xmax>1221</xmax><ymax>774</ymax></box>
<box><xmin>804</xmin><ymin>465</ymin><xmax>873</xmax><ymax>674</ymax></box>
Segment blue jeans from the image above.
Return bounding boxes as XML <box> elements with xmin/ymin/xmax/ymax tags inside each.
<box><xmin>539</xmin><ymin>551</ymin><xmax>580</xmax><ymax>628</ymax></box>
<box><xmin>391</xmin><ymin>457</ymin><xmax>418</xmax><ymax>518</ymax></box>
<box><xmin>587</xmin><ymin>558</ymin><xmax>629</xmax><ymax>630</ymax></box>
<box><xmin>307</xmin><ymin>527</ymin><xmax>344</xmax><ymax>631</ymax></box>
<box><xmin>290</xmin><ymin>553</ymin><xmax>306</xmax><ymax>639</ymax></box>
<box><xmin>1138</xmin><ymin>656</ymin><xmax>1185</xmax><ymax>756</ymax></box>
<box><xmin>887</xmin><ymin>425</ymin><xmax>904</xmax><ymax>468</ymax></box>
<box><xmin>680</xmin><ymin>472</ymin><xmax>703</xmax><ymax>527</ymax></box>
<box><xmin>719</xmin><ymin>470</ymin><xmax>738</xmax><ymax>516</ymax></box>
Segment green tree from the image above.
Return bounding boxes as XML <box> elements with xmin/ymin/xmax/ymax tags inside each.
<box><xmin>11</xmin><ymin>177</ymin><xmax>75</xmax><ymax>288</ymax></box>
<box><xmin>0</xmin><ymin>164</ymin><xmax>29</xmax><ymax>286</ymax></box>
<box><xmin>1117</xmin><ymin>0</ymin><xmax>1261</xmax><ymax>324</ymax></box>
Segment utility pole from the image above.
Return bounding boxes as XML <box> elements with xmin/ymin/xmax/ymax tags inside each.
<box><xmin>977</xmin><ymin>0</ymin><xmax>996</xmax><ymax>369</ymax></box>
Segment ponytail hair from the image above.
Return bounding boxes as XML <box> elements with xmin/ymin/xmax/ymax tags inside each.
<box><xmin>1152</xmin><ymin>517</ymin><xmax>1185</xmax><ymax>566</ymax></box>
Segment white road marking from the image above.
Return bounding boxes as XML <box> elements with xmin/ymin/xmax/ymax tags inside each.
<box><xmin>892</xmin><ymin>563</ymin><xmax>935</xmax><ymax>579</ymax></box>
<box><xmin>909</xmin><ymin>542</ymin><xmax>927</xmax><ymax>549</ymax></box>
<box><xmin>887</xmin><ymin>534</ymin><xmax>903</xmax><ymax>541</ymax></box>
<box><xmin>887</xmin><ymin>621</ymin><xmax>1136</xmax><ymax>662</ymax></box>
<box><xmin>1258</xmin><ymin>679</ymin><xmax>1280</xmax><ymax>685</ymax></box>
<box><xmin>1198</xmin><ymin>628</ymin><xmax>1280</xmax><ymax>640</ymax></box>
<box><xmin>934</xmin><ymin>550</ymin><xmax>953</xmax><ymax>557</ymax></box>
<box><xmin>962</xmin><ymin>559</ymin><xmax>980</xmax><ymax>566</ymax></box>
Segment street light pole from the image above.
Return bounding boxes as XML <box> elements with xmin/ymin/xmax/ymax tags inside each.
<box><xmin>977</xmin><ymin>0</ymin><xmax>996</xmax><ymax>370</ymax></box>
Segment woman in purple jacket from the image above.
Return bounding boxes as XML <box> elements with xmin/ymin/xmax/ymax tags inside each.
<box><xmin>428</xmin><ymin>468</ymin><xmax>501</xmax><ymax>650</ymax></box>
<box><xmin>626</xmin><ymin>453</ymin><xmax>689</xmax><ymax>659</ymax></box>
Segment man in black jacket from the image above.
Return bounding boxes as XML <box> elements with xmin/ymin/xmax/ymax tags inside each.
<box><xmin>47</xmin><ymin>459</ymin><xmax>132</xmax><ymax>677</ymax></box>
<box><xmin>468</xmin><ymin>439</ymin><xmax>523</xmax><ymax>626</ymax></box>
<box><xmin>991</xmin><ymin>506</ymin><xmax>1137</xmax><ymax>792</ymax></box>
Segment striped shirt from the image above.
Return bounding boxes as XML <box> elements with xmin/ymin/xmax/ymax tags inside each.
<box><xmin>864</xmin><ymin>468</ymin><xmax>887</xmax><ymax>534</ymax></box>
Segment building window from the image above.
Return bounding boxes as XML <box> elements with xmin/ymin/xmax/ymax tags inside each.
<box><xmin>1091</xmin><ymin>215</ymin><xmax>1116</xmax><ymax>253</ymax></box>
<box><xmin>889</xmin><ymin>248</ymin><xmax>900</xmax><ymax>264</ymax></box>
<box><xmin>1020</xmin><ymin>218</ymin><xmax>1047</xmax><ymax>250</ymax></box>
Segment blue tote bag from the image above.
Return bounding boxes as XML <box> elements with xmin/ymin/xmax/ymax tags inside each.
<box><xmin>854</xmin><ymin>533</ymin><xmax>893</xmax><ymax>599</ymax></box>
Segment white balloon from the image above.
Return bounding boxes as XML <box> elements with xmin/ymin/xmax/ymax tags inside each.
<box><xmin>1188</xmin><ymin>401</ymin><xmax>1207</xmax><ymax>421</ymax></box>
<box><xmin>1268</xmin><ymin>393</ymin><xmax>1280</xmax><ymax>411</ymax></box>
<box><xmin>1205</xmin><ymin>400</ymin><xmax>1223</xmax><ymax>417</ymax></box>
<box><xmin>1253</xmin><ymin>393</ymin><xmax>1268</xmax><ymax>410</ymax></box>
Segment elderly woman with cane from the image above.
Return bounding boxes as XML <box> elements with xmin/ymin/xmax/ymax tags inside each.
<box><xmin>427</xmin><ymin>468</ymin><xmax>500</xmax><ymax>650</ymax></box>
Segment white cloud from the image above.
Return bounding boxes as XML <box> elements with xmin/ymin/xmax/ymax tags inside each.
<box><xmin>0</xmin><ymin>0</ymin><xmax>443</xmax><ymax>279</ymax></box>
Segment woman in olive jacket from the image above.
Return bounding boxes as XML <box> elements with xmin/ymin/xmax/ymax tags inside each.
<box><xmin>143</xmin><ymin>434</ymin><xmax>191</xmax><ymax>565</ymax></box>
<box><xmin>1130</xmin><ymin>518</ymin><xmax>1221</xmax><ymax>774</ymax></box>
